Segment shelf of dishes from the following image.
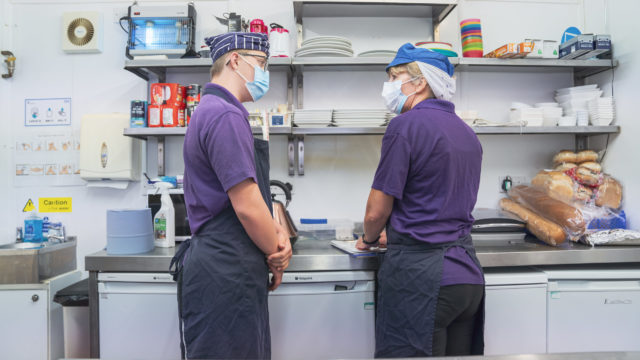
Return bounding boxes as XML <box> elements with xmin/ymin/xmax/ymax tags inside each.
<box><xmin>124</xmin><ymin>125</ymin><xmax>620</xmax><ymax>140</ymax></box>
<box><xmin>124</xmin><ymin>57</ymin><xmax>616</xmax><ymax>81</ymax></box>
<box><xmin>293</xmin><ymin>0</ymin><xmax>457</xmax><ymax>22</ymax></box>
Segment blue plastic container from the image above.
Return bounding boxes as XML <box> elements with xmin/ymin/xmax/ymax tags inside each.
<box><xmin>24</xmin><ymin>213</ymin><xmax>44</xmax><ymax>243</ymax></box>
<box><xmin>106</xmin><ymin>209</ymin><xmax>154</xmax><ymax>255</ymax></box>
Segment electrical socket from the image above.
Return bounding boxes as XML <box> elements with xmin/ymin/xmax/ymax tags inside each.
<box><xmin>112</xmin><ymin>8</ymin><xmax>128</xmax><ymax>24</ymax></box>
<box><xmin>498</xmin><ymin>175</ymin><xmax>529</xmax><ymax>193</ymax></box>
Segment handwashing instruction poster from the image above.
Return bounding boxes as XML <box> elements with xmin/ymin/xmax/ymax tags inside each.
<box><xmin>24</xmin><ymin>98</ymin><xmax>71</xmax><ymax>126</ymax></box>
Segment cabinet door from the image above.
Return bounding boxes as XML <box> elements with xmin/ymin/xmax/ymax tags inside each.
<box><xmin>0</xmin><ymin>289</ymin><xmax>48</xmax><ymax>360</ymax></box>
<box><xmin>484</xmin><ymin>284</ymin><xmax>547</xmax><ymax>355</ymax></box>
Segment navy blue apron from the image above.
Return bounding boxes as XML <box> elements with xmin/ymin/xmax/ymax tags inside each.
<box><xmin>170</xmin><ymin>86</ymin><xmax>273</xmax><ymax>359</ymax></box>
<box><xmin>375</xmin><ymin>225</ymin><xmax>485</xmax><ymax>358</ymax></box>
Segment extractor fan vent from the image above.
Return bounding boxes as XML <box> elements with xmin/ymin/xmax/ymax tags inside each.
<box><xmin>62</xmin><ymin>12</ymin><xmax>103</xmax><ymax>53</ymax></box>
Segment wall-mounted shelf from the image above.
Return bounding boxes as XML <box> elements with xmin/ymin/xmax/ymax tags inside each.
<box><xmin>125</xmin><ymin>125</ymin><xmax>620</xmax><ymax>177</ymax></box>
<box><xmin>124</xmin><ymin>57</ymin><xmax>292</xmax><ymax>82</ymax></box>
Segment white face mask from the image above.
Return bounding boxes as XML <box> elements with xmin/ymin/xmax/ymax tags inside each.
<box><xmin>381</xmin><ymin>76</ymin><xmax>420</xmax><ymax>114</ymax></box>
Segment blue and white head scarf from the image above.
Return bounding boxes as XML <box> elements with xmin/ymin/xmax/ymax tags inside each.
<box><xmin>205</xmin><ymin>32</ymin><xmax>270</xmax><ymax>63</ymax></box>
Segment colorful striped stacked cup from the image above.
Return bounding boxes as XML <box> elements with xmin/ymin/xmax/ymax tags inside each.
<box><xmin>460</xmin><ymin>18</ymin><xmax>483</xmax><ymax>57</ymax></box>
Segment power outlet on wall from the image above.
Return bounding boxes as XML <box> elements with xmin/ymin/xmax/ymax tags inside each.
<box><xmin>498</xmin><ymin>175</ymin><xmax>529</xmax><ymax>193</ymax></box>
<box><xmin>112</xmin><ymin>8</ymin><xmax>128</xmax><ymax>24</ymax></box>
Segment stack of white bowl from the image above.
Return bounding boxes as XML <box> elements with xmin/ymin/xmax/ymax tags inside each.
<box><xmin>534</xmin><ymin>103</ymin><xmax>563</xmax><ymax>126</ymax></box>
<box><xmin>510</xmin><ymin>102</ymin><xmax>544</xmax><ymax>126</ymax></box>
<box><xmin>554</xmin><ymin>85</ymin><xmax>603</xmax><ymax>121</ymax></box>
<box><xmin>588</xmin><ymin>97</ymin><xmax>616</xmax><ymax>126</ymax></box>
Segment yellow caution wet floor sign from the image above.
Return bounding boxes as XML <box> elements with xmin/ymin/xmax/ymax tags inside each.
<box><xmin>23</xmin><ymin>199</ymin><xmax>36</xmax><ymax>212</ymax></box>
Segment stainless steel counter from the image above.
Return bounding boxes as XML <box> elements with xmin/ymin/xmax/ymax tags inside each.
<box><xmin>86</xmin><ymin>237</ymin><xmax>640</xmax><ymax>273</ymax></box>
<box><xmin>86</xmin><ymin>238</ymin><xmax>640</xmax><ymax>358</ymax></box>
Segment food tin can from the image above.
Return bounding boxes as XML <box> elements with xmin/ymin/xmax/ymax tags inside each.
<box><xmin>148</xmin><ymin>104</ymin><xmax>162</xmax><ymax>127</ymax></box>
<box><xmin>186</xmin><ymin>84</ymin><xmax>201</xmax><ymax>107</ymax></box>
<box><xmin>130</xmin><ymin>100</ymin><xmax>147</xmax><ymax>127</ymax></box>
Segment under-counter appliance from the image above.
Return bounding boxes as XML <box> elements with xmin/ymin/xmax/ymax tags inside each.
<box><xmin>98</xmin><ymin>273</ymin><xmax>180</xmax><ymax>360</ymax></box>
<box><xmin>483</xmin><ymin>268</ymin><xmax>548</xmax><ymax>355</ymax></box>
<box><xmin>268</xmin><ymin>271</ymin><xmax>375</xmax><ymax>360</ymax></box>
<box><xmin>543</xmin><ymin>267</ymin><xmax>640</xmax><ymax>353</ymax></box>
<box><xmin>126</xmin><ymin>3</ymin><xmax>197</xmax><ymax>59</ymax></box>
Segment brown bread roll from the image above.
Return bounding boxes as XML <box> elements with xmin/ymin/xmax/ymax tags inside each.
<box><xmin>555</xmin><ymin>163</ymin><xmax>577</xmax><ymax>172</ymax></box>
<box><xmin>531</xmin><ymin>171</ymin><xmax>575</xmax><ymax>203</ymax></box>
<box><xmin>499</xmin><ymin>198</ymin><xmax>566</xmax><ymax>246</ymax></box>
<box><xmin>596</xmin><ymin>176</ymin><xmax>623</xmax><ymax>209</ymax></box>
<box><xmin>579</xmin><ymin>161</ymin><xmax>602</xmax><ymax>173</ymax></box>
<box><xmin>509</xmin><ymin>185</ymin><xmax>586</xmax><ymax>235</ymax></box>
<box><xmin>553</xmin><ymin>150</ymin><xmax>577</xmax><ymax>165</ymax></box>
<box><xmin>575</xmin><ymin>166</ymin><xmax>602</xmax><ymax>186</ymax></box>
<box><xmin>576</xmin><ymin>150</ymin><xmax>598</xmax><ymax>163</ymax></box>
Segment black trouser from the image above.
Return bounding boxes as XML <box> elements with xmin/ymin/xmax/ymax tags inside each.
<box><xmin>432</xmin><ymin>284</ymin><xmax>484</xmax><ymax>356</ymax></box>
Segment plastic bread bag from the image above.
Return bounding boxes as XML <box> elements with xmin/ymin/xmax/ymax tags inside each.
<box><xmin>508</xmin><ymin>185</ymin><xmax>587</xmax><ymax>241</ymax></box>
<box><xmin>499</xmin><ymin>198</ymin><xmax>566</xmax><ymax>246</ymax></box>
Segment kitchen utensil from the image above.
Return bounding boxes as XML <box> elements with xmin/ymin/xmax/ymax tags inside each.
<box><xmin>250</xmin><ymin>19</ymin><xmax>268</xmax><ymax>34</ymax></box>
<box><xmin>215</xmin><ymin>12</ymin><xmax>247</xmax><ymax>33</ymax></box>
<box><xmin>269</xmin><ymin>23</ymin><xmax>291</xmax><ymax>57</ymax></box>
<box><xmin>270</xmin><ymin>180</ymin><xmax>298</xmax><ymax>246</ymax></box>
<box><xmin>460</xmin><ymin>18</ymin><xmax>483</xmax><ymax>57</ymax></box>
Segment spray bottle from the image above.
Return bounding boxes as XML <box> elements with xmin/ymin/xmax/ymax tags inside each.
<box><xmin>153</xmin><ymin>182</ymin><xmax>175</xmax><ymax>248</ymax></box>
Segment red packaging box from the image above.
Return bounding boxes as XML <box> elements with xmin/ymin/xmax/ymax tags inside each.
<box><xmin>162</xmin><ymin>105</ymin><xmax>185</xmax><ymax>127</ymax></box>
<box><xmin>148</xmin><ymin>104</ymin><xmax>162</xmax><ymax>127</ymax></box>
<box><xmin>151</xmin><ymin>83</ymin><xmax>186</xmax><ymax>108</ymax></box>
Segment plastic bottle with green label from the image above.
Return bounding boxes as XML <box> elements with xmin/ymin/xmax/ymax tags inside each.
<box><xmin>153</xmin><ymin>182</ymin><xmax>175</xmax><ymax>248</ymax></box>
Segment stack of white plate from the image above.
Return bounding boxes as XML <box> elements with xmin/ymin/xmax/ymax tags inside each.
<box><xmin>293</xmin><ymin>109</ymin><xmax>334</xmax><ymax>127</ymax></box>
<box><xmin>357</xmin><ymin>50</ymin><xmax>396</xmax><ymax>57</ymax></box>
<box><xmin>509</xmin><ymin>103</ymin><xmax>544</xmax><ymax>126</ymax></box>
<box><xmin>296</xmin><ymin>36</ymin><xmax>353</xmax><ymax>57</ymax></box>
<box><xmin>555</xmin><ymin>85</ymin><xmax>603</xmax><ymax>116</ymax></box>
<box><xmin>534</xmin><ymin>102</ymin><xmax>562</xmax><ymax>126</ymax></box>
<box><xmin>588</xmin><ymin>97</ymin><xmax>615</xmax><ymax>126</ymax></box>
<box><xmin>332</xmin><ymin>109</ymin><xmax>389</xmax><ymax>127</ymax></box>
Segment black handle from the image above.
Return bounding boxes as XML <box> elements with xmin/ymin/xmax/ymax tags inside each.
<box><xmin>270</xmin><ymin>180</ymin><xmax>292</xmax><ymax>206</ymax></box>
<box><xmin>32</xmin><ymin>294</ymin><xmax>39</xmax><ymax>302</ymax></box>
<box><xmin>270</xmin><ymin>23</ymin><xmax>284</xmax><ymax>29</ymax></box>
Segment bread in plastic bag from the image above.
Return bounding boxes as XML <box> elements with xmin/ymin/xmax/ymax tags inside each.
<box><xmin>499</xmin><ymin>198</ymin><xmax>566</xmax><ymax>246</ymax></box>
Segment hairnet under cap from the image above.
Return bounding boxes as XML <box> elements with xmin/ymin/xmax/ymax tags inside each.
<box><xmin>386</xmin><ymin>43</ymin><xmax>454</xmax><ymax>77</ymax></box>
<box><xmin>205</xmin><ymin>32</ymin><xmax>270</xmax><ymax>63</ymax></box>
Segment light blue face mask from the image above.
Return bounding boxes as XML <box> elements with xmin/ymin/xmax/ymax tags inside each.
<box><xmin>236</xmin><ymin>55</ymin><xmax>270</xmax><ymax>102</ymax></box>
<box><xmin>381</xmin><ymin>76</ymin><xmax>420</xmax><ymax>115</ymax></box>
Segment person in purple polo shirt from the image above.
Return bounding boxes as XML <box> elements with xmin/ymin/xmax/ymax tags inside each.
<box><xmin>169</xmin><ymin>33</ymin><xmax>292</xmax><ymax>360</ymax></box>
<box><xmin>356</xmin><ymin>43</ymin><xmax>485</xmax><ymax>357</ymax></box>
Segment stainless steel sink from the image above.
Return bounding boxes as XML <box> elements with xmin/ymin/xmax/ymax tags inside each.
<box><xmin>0</xmin><ymin>238</ymin><xmax>77</xmax><ymax>284</ymax></box>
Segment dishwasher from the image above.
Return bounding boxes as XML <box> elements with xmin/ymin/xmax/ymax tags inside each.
<box><xmin>98</xmin><ymin>273</ymin><xmax>180</xmax><ymax>360</ymax></box>
<box><xmin>543</xmin><ymin>267</ymin><xmax>640</xmax><ymax>353</ymax></box>
<box><xmin>268</xmin><ymin>271</ymin><xmax>376</xmax><ymax>360</ymax></box>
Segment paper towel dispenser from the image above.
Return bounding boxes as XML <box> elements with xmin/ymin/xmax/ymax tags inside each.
<box><xmin>79</xmin><ymin>113</ymin><xmax>141</xmax><ymax>181</ymax></box>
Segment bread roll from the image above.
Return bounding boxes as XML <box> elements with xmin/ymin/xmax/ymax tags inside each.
<box><xmin>577</xmin><ymin>150</ymin><xmax>598</xmax><ymax>163</ymax></box>
<box><xmin>500</xmin><ymin>198</ymin><xmax>566</xmax><ymax>246</ymax></box>
<box><xmin>553</xmin><ymin>150</ymin><xmax>577</xmax><ymax>165</ymax></box>
<box><xmin>555</xmin><ymin>163</ymin><xmax>577</xmax><ymax>172</ymax></box>
<box><xmin>575</xmin><ymin>185</ymin><xmax>594</xmax><ymax>202</ymax></box>
<box><xmin>576</xmin><ymin>166</ymin><xmax>602</xmax><ymax>186</ymax></box>
<box><xmin>509</xmin><ymin>185</ymin><xmax>586</xmax><ymax>235</ymax></box>
<box><xmin>580</xmin><ymin>161</ymin><xmax>602</xmax><ymax>173</ymax></box>
<box><xmin>596</xmin><ymin>176</ymin><xmax>622</xmax><ymax>209</ymax></box>
<box><xmin>531</xmin><ymin>171</ymin><xmax>575</xmax><ymax>203</ymax></box>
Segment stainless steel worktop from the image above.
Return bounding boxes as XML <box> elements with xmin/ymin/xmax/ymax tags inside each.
<box><xmin>85</xmin><ymin>237</ymin><xmax>640</xmax><ymax>273</ymax></box>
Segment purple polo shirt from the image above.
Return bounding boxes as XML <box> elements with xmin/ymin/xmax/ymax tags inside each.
<box><xmin>183</xmin><ymin>83</ymin><xmax>257</xmax><ymax>235</ymax></box>
<box><xmin>372</xmin><ymin>99</ymin><xmax>484</xmax><ymax>286</ymax></box>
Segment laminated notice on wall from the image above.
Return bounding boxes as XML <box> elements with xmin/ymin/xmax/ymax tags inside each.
<box><xmin>14</xmin><ymin>132</ymin><xmax>85</xmax><ymax>187</ymax></box>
